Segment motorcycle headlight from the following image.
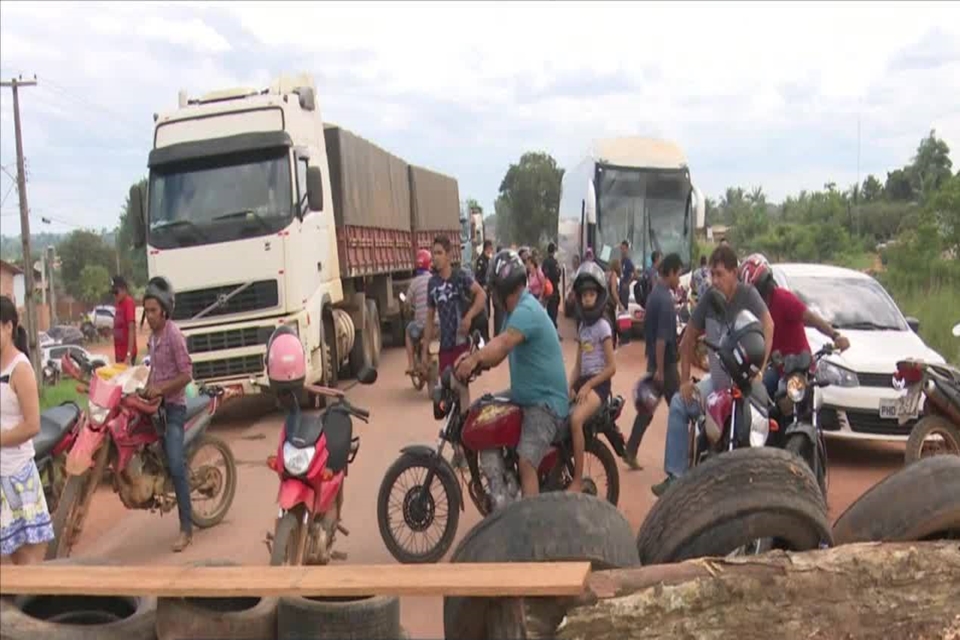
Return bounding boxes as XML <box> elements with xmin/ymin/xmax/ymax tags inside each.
<box><xmin>749</xmin><ymin>409</ymin><xmax>769</xmax><ymax>447</ymax></box>
<box><xmin>786</xmin><ymin>375</ymin><xmax>807</xmax><ymax>403</ymax></box>
<box><xmin>282</xmin><ymin>441</ymin><xmax>315</xmax><ymax>477</ymax></box>
<box><xmin>88</xmin><ymin>402</ymin><xmax>110</xmax><ymax>425</ymax></box>
<box><xmin>815</xmin><ymin>360</ymin><xmax>859</xmax><ymax>388</ymax></box>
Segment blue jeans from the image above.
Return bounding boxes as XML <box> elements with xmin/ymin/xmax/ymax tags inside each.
<box><xmin>664</xmin><ymin>378</ymin><xmax>714</xmax><ymax>479</ymax></box>
<box><xmin>163</xmin><ymin>404</ymin><xmax>192</xmax><ymax>535</ymax></box>
<box><xmin>763</xmin><ymin>366</ymin><xmax>780</xmax><ymax>400</ymax></box>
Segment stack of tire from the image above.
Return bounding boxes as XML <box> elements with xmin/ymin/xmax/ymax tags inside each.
<box><xmin>1</xmin><ymin>558</ymin><xmax>405</xmax><ymax>640</ymax></box>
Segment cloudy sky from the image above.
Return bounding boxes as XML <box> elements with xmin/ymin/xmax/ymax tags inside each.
<box><xmin>1</xmin><ymin>1</ymin><xmax>958</xmax><ymax>237</ymax></box>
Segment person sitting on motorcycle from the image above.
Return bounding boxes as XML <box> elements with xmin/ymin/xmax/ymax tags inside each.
<box><xmin>652</xmin><ymin>245</ymin><xmax>774</xmax><ymax>497</ymax></box>
<box><xmin>566</xmin><ymin>262</ymin><xmax>617</xmax><ymax>493</ymax></box>
<box><xmin>738</xmin><ymin>253</ymin><xmax>850</xmax><ymax>400</ymax></box>
<box><xmin>141</xmin><ymin>277</ymin><xmax>195</xmax><ymax>552</ymax></box>
<box><xmin>405</xmin><ymin>249</ymin><xmax>434</xmax><ymax>376</ymax></box>
<box><xmin>455</xmin><ymin>249</ymin><xmax>569</xmax><ymax>497</ymax></box>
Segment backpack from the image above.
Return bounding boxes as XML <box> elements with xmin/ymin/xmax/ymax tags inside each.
<box><xmin>543</xmin><ymin>277</ymin><xmax>554</xmax><ymax>299</ymax></box>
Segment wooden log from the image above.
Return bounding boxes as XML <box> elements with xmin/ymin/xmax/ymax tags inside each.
<box><xmin>0</xmin><ymin>561</ymin><xmax>590</xmax><ymax>598</ymax></box>
<box><xmin>556</xmin><ymin>541</ymin><xmax>960</xmax><ymax>640</ymax></box>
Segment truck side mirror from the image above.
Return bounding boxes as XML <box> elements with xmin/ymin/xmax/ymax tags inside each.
<box><xmin>129</xmin><ymin>185</ymin><xmax>146</xmax><ymax>248</ymax></box>
<box><xmin>306</xmin><ymin>166</ymin><xmax>324</xmax><ymax>212</ymax></box>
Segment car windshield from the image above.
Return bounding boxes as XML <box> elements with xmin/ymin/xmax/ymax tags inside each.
<box><xmin>595</xmin><ymin>166</ymin><xmax>691</xmax><ymax>268</ymax></box>
<box><xmin>788</xmin><ymin>275</ymin><xmax>908</xmax><ymax>331</ymax></box>
<box><xmin>148</xmin><ymin>147</ymin><xmax>293</xmax><ymax>249</ymax></box>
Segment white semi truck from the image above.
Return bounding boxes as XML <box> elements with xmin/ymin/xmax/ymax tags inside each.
<box><xmin>557</xmin><ymin>136</ymin><xmax>706</xmax><ymax>323</ymax></box>
<box><xmin>129</xmin><ymin>74</ymin><xmax>461</xmax><ymax>399</ymax></box>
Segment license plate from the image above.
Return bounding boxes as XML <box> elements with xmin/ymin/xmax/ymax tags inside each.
<box><xmin>879</xmin><ymin>386</ymin><xmax>921</xmax><ymax>423</ymax></box>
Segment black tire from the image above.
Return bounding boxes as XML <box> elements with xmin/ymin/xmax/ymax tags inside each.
<box><xmin>443</xmin><ymin>492</ymin><xmax>639</xmax><ymax>640</ymax></box>
<box><xmin>832</xmin><ymin>454</ymin><xmax>960</xmax><ymax>544</ymax></box>
<box><xmin>277</xmin><ymin>594</ymin><xmax>400</xmax><ymax>640</ymax></box>
<box><xmin>47</xmin><ymin>442</ymin><xmax>110</xmax><ymax>560</ymax></box>
<box><xmin>322</xmin><ymin>310</ymin><xmax>339</xmax><ymax>388</ymax></box>
<box><xmin>377</xmin><ymin>451</ymin><xmax>461</xmax><ymax>564</ymax></box>
<box><xmin>904</xmin><ymin>415</ymin><xmax>960</xmax><ymax>464</ymax></box>
<box><xmin>270</xmin><ymin>510</ymin><xmax>301</xmax><ymax>566</ymax></box>
<box><xmin>543</xmin><ymin>439</ymin><xmax>621</xmax><ymax>506</ymax></box>
<box><xmin>188</xmin><ymin>434</ymin><xmax>237</xmax><ymax>529</ymax></box>
<box><xmin>785</xmin><ymin>432</ymin><xmax>827</xmax><ymax>500</ymax></box>
<box><xmin>156</xmin><ymin>559</ymin><xmax>277</xmax><ymax>640</ymax></box>
<box><xmin>0</xmin><ymin>557</ymin><xmax>156</xmax><ymax>640</ymax></box>
<box><xmin>635</xmin><ymin>447</ymin><xmax>832</xmax><ymax>565</ymax></box>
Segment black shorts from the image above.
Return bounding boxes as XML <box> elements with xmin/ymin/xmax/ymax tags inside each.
<box><xmin>574</xmin><ymin>375</ymin><xmax>611</xmax><ymax>403</ymax></box>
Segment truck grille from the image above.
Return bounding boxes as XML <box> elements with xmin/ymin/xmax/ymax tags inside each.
<box><xmin>186</xmin><ymin>326</ymin><xmax>274</xmax><ymax>354</ymax></box>
<box><xmin>193</xmin><ymin>355</ymin><xmax>264</xmax><ymax>380</ymax></box>
<box><xmin>172</xmin><ymin>280</ymin><xmax>279</xmax><ymax>321</ymax></box>
<box><xmin>857</xmin><ymin>372</ymin><xmax>895</xmax><ymax>388</ymax></box>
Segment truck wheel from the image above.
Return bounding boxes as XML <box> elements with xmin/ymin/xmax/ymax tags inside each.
<box><xmin>832</xmin><ymin>455</ymin><xmax>960</xmax><ymax>544</ymax></box>
<box><xmin>365</xmin><ymin>299</ymin><xmax>381</xmax><ymax>368</ymax></box>
<box><xmin>277</xmin><ymin>594</ymin><xmax>400</xmax><ymax>640</ymax></box>
<box><xmin>0</xmin><ymin>558</ymin><xmax>156</xmax><ymax>640</ymax></box>
<box><xmin>904</xmin><ymin>415</ymin><xmax>960</xmax><ymax>464</ymax></box>
<box><xmin>443</xmin><ymin>492</ymin><xmax>638</xmax><ymax>640</ymax></box>
<box><xmin>156</xmin><ymin>560</ymin><xmax>277</xmax><ymax>640</ymax></box>
<box><xmin>322</xmin><ymin>311</ymin><xmax>339</xmax><ymax>388</ymax></box>
<box><xmin>635</xmin><ymin>447</ymin><xmax>832</xmax><ymax>565</ymax></box>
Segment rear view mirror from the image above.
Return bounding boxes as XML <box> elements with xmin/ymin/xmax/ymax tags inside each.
<box><xmin>905</xmin><ymin>316</ymin><xmax>920</xmax><ymax>333</ymax></box>
<box><xmin>306</xmin><ymin>166</ymin><xmax>324</xmax><ymax>211</ymax></box>
<box><xmin>129</xmin><ymin>184</ymin><xmax>146</xmax><ymax>248</ymax></box>
<box><xmin>357</xmin><ymin>366</ymin><xmax>378</xmax><ymax>385</ymax></box>
<box><xmin>953</xmin><ymin>322</ymin><xmax>960</xmax><ymax>337</ymax></box>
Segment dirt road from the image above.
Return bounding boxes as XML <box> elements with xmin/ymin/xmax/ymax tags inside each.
<box><xmin>71</xmin><ymin>317</ymin><xmax>904</xmax><ymax>638</ymax></box>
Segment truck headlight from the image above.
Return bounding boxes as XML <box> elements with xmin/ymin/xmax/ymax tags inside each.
<box><xmin>282</xmin><ymin>441</ymin><xmax>315</xmax><ymax>476</ymax></box>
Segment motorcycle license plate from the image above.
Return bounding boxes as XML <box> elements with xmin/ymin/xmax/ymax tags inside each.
<box><xmin>878</xmin><ymin>385</ymin><xmax>921</xmax><ymax>423</ymax></box>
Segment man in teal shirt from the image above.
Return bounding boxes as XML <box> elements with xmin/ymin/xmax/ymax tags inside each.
<box><xmin>456</xmin><ymin>250</ymin><xmax>569</xmax><ymax>497</ymax></box>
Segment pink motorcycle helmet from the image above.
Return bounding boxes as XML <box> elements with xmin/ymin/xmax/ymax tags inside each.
<box><xmin>266</xmin><ymin>325</ymin><xmax>306</xmax><ymax>392</ymax></box>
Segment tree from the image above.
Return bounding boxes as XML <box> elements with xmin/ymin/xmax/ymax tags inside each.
<box><xmin>861</xmin><ymin>175</ymin><xmax>883</xmax><ymax>202</ymax></box>
<box><xmin>910</xmin><ymin>129</ymin><xmax>953</xmax><ymax>199</ymax></box>
<box><xmin>927</xmin><ymin>173</ymin><xmax>960</xmax><ymax>255</ymax></box>
<box><xmin>78</xmin><ymin>264</ymin><xmax>110</xmax><ymax>304</ymax></box>
<box><xmin>495</xmin><ymin>152</ymin><xmax>564</xmax><ymax>247</ymax></box>
<box><xmin>117</xmin><ymin>177</ymin><xmax>148</xmax><ymax>286</ymax></box>
<box><xmin>57</xmin><ymin>230</ymin><xmax>115</xmax><ymax>300</ymax></box>
<box><xmin>884</xmin><ymin>168</ymin><xmax>914</xmax><ymax>201</ymax></box>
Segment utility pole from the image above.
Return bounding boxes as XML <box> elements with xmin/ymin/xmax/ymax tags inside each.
<box><xmin>2</xmin><ymin>75</ymin><xmax>40</xmax><ymax>381</ymax></box>
<box><xmin>47</xmin><ymin>246</ymin><xmax>58</xmax><ymax>326</ymax></box>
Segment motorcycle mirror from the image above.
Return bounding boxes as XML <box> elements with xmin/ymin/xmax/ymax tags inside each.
<box><xmin>953</xmin><ymin>322</ymin><xmax>960</xmax><ymax>337</ymax></box>
<box><xmin>356</xmin><ymin>366</ymin><xmax>378</xmax><ymax>385</ymax></box>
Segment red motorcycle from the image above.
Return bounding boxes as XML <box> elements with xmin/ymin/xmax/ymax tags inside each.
<box><xmin>46</xmin><ymin>356</ymin><xmax>238</xmax><ymax>559</ymax></box>
<box><xmin>376</xmin><ymin>331</ymin><xmax>626</xmax><ymax>564</ymax></box>
<box><xmin>265</xmin><ymin>367</ymin><xmax>378</xmax><ymax>566</ymax></box>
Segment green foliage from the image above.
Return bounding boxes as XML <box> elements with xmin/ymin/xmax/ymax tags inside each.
<box><xmin>40</xmin><ymin>378</ymin><xmax>85</xmax><ymax>411</ymax></box>
<box><xmin>57</xmin><ymin>230</ymin><xmax>115</xmax><ymax>300</ymax></box>
<box><xmin>79</xmin><ymin>264</ymin><xmax>110</xmax><ymax>304</ymax></box>
<box><xmin>494</xmin><ymin>152</ymin><xmax>564</xmax><ymax>247</ymax></box>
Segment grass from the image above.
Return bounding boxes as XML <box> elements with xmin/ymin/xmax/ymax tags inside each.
<box><xmin>888</xmin><ymin>285</ymin><xmax>960</xmax><ymax>366</ymax></box>
<box><xmin>40</xmin><ymin>379</ymin><xmax>86</xmax><ymax>412</ymax></box>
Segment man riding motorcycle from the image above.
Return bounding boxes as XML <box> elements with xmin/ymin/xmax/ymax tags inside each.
<box><xmin>405</xmin><ymin>249</ymin><xmax>433</xmax><ymax>377</ymax></box>
<box><xmin>454</xmin><ymin>249</ymin><xmax>569</xmax><ymax>497</ymax></box>
<box><xmin>738</xmin><ymin>253</ymin><xmax>850</xmax><ymax>399</ymax></box>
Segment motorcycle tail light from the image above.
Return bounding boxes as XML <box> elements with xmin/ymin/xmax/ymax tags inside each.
<box><xmin>769</xmin><ymin>419</ymin><xmax>779</xmax><ymax>432</ymax></box>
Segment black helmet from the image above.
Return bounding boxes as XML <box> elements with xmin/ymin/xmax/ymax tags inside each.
<box><xmin>717</xmin><ymin>310</ymin><xmax>766</xmax><ymax>389</ymax></box>
<box><xmin>143</xmin><ymin>276</ymin><xmax>175</xmax><ymax>318</ymax></box>
<box><xmin>572</xmin><ymin>261</ymin><xmax>608</xmax><ymax>325</ymax></box>
<box><xmin>110</xmin><ymin>275</ymin><xmax>128</xmax><ymax>294</ymax></box>
<box><xmin>487</xmin><ymin>249</ymin><xmax>527</xmax><ymax>301</ymax></box>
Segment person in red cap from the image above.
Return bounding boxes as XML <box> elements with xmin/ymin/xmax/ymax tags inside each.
<box><xmin>111</xmin><ymin>275</ymin><xmax>137</xmax><ymax>365</ymax></box>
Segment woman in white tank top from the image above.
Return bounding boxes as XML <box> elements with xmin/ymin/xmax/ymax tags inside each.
<box><xmin>1</xmin><ymin>295</ymin><xmax>54</xmax><ymax>563</ymax></box>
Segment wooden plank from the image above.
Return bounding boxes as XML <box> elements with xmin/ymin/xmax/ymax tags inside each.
<box><xmin>0</xmin><ymin>562</ymin><xmax>591</xmax><ymax>598</ymax></box>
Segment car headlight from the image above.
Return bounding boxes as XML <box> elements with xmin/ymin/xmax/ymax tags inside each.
<box><xmin>815</xmin><ymin>360</ymin><xmax>859</xmax><ymax>388</ymax></box>
<box><xmin>282</xmin><ymin>441</ymin><xmax>315</xmax><ymax>476</ymax></box>
<box><xmin>749</xmin><ymin>407</ymin><xmax>770</xmax><ymax>447</ymax></box>
<box><xmin>88</xmin><ymin>402</ymin><xmax>110</xmax><ymax>425</ymax></box>
<box><xmin>786</xmin><ymin>375</ymin><xmax>807</xmax><ymax>403</ymax></box>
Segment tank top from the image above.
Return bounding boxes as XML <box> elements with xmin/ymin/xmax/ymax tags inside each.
<box><xmin>1</xmin><ymin>352</ymin><xmax>35</xmax><ymax>476</ymax></box>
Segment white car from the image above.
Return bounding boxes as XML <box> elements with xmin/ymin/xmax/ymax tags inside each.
<box><xmin>41</xmin><ymin>344</ymin><xmax>107</xmax><ymax>374</ymax></box>
<box><xmin>771</xmin><ymin>263</ymin><xmax>946</xmax><ymax>442</ymax></box>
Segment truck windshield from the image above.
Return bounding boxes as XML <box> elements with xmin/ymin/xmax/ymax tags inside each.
<box><xmin>148</xmin><ymin>148</ymin><xmax>293</xmax><ymax>249</ymax></box>
<box><xmin>595</xmin><ymin>166</ymin><xmax>691</xmax><ymax>268</ymax></box>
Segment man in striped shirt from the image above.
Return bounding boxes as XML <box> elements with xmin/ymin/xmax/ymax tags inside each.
<box><xmin>405</xmin><ymin>249</ymin><xmax>434</xmax><ymax>376</ymax></box>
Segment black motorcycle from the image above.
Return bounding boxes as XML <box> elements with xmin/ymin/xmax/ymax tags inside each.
<box><xmin>768</xmin><ymin>344</ymin><xmax>836</xmax><ymax>498</ymax></box>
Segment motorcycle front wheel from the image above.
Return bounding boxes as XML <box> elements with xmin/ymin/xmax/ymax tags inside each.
<box><xmin>187</xmin><ymin>434</ymin><xmax>238</xmax><ymax>529</ymax></box>
<box><xmin>46</xmin><ymin>443</ymin><xmax>110</xmax><ymax>560</ymax></box>
<box><xmin>376</xmin><ymin>451</ymin><xmax>461</xmax><ymax>564</ymax></box>
<box><xmin>270</xmin><ymin>510</ymin><xmax>305</xmax><ymax>566</ymax></box>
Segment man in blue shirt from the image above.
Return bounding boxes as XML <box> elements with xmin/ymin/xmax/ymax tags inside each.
<box><xmin>456</xmin><ymin>249</ymin><xmax>569</xmax><ymax>497</ymax></box>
